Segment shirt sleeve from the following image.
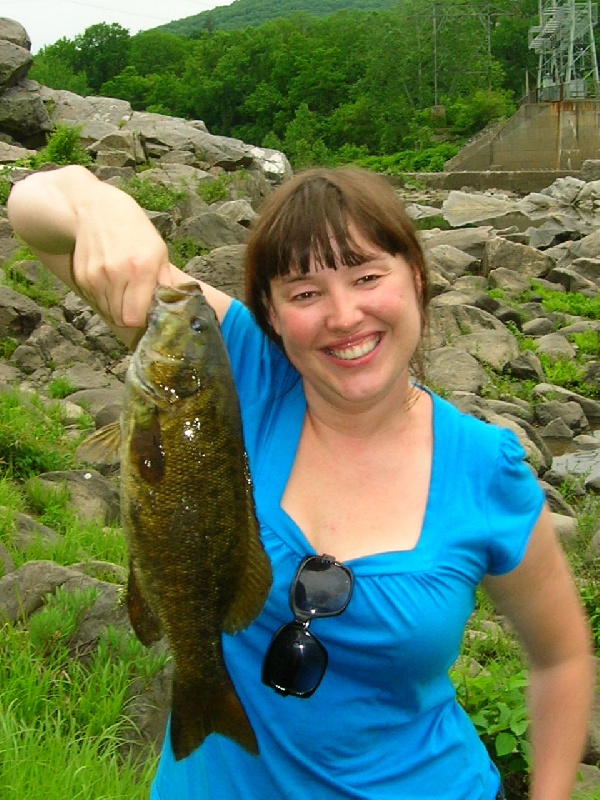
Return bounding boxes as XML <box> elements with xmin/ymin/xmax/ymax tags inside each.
<box><xmin>220</xmin><ymin>299</ymin><xmax>297</xmax><ymax>410</ymax></box>
<box><xmin>484</xmin><ymin>428</ymin><xmax>546</xmax><ymax>576</ymax></box>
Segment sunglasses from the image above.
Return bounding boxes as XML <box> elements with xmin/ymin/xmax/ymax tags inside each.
<box><xmin>261</xmin><ymin>554</ymin><xmax>354</xmax><ymax>698</ymax></box>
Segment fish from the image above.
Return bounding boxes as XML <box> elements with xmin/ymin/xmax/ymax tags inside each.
<box><xmin>79</xmin><ymin>282</ymin><xmax>272</xmax><ymax>761</ymax></box>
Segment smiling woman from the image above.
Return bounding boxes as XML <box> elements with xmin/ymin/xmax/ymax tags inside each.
<box><xmin>6</xmin><ymin>163</ymin><xmax>594</xmax><ymax>800</ymax></box>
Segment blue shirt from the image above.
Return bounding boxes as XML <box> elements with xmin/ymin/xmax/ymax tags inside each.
<box><xmin>150</xmin><ymin>300</ymin><xmax>545</xmax><ymax>800</ymax></box>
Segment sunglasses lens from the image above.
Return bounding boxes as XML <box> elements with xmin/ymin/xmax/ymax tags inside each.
<box><xmin>292</xmin><ymin>558</ymin><xmax>353</xmax><ymax>617</ymax></box>
<box><xmin>262</xmin><ymin>623</ymin><xmax>327</xmax><ymax>698</ymax></box>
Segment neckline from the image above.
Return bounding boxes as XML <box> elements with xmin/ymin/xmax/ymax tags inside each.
<box><xmin>261</xmin><ymin>384</ymin><xmax>445</xmax><ymax>574</ymax></box>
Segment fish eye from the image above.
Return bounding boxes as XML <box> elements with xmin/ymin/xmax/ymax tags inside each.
<box><xmin>190</xmin><ymin>317</ymin><xmax>207</xmax><ymax>332</ymax></box>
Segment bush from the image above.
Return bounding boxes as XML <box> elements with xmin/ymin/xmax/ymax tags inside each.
<box><xmin>30</xmin><ymin>124</ymin><xmax>93</xmax><ymax>168</ymax></box>
<box><xmin>119</xmin><ymin>176</ymin><xmax>186</xmax><ymax>212</ymax></box>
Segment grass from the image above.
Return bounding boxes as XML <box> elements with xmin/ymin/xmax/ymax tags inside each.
<box><xmin>119</xmin><ymin>176</ymin><xmax>186</xmax><ymax>213</ymax></box>
<box><xmin>0</xmin><ymin>389</ymin><xmax>166</xmax><ymax>797</ymax></box>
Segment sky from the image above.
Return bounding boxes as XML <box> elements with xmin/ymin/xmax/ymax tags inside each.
<box><xmin>3</xmin><ymin>0</ymin><xmax>233</xmax><ymax>53</ymax></box>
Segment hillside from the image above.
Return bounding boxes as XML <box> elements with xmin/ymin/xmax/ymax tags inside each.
<box><xmin>154</xmin><ymin>0</ymin><xmax>398</xmax><ymax>36</ymax></box>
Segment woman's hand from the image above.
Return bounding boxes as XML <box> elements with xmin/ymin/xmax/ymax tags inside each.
<box><xmin>8</xmin><ymin>165</ymin><xmax>232</xmax><ymax>343</ymax></box>
<box><xmin>8</xmin><ymin>165</ymin><xmax>177</xmax><ymax>342</ymax></box>
<box><xmin>69</xmin><ymin>177</ymin><xmax>174</xmax><ymax>330</ymax></box>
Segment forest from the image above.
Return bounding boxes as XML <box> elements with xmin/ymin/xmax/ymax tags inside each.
<box><xmin>29</xmin><ymin>0</ymin><xmax>547</xmax><ymax>171</ymax></box>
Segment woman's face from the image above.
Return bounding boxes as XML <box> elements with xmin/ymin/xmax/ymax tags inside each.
<box><xmin>268</xmin><ymin>231</ymin><xmax>423</xmax><ymax>414</ymax></box>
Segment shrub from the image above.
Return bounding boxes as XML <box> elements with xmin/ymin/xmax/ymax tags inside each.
<box><xmin>119</xmin><ymin>176</ymin><xmax>185</xmax><ymax>212</ymax></box>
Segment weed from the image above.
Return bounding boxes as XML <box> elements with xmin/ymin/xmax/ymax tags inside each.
<box><xmin>196</xmin><ymin>175</ymin><xmax>230</xmax><ymax>204</ymax></box>
<box><xmin>28</xmin><ymin>124</ymin><xmax>93</xmax><ymax>168</ymax></box>
<box><xmin>0</xmin><ymin>337</ymin><xmax>18</xmax><ymax>358</ymax></box>
<box><xmin>168</xmin><ymin>238</ymin><xmax>209</xmax><ymax>268</ymax></box>
<box><xmin>0</xmin><ymin>389</ymin><xmax>76</xmax><ymax>480</ymax></box>
<box><xmin>119</xmin><ymin>176</ymin><xmax>186</xmax><ymax>212</ymax></box>
<box><xmin>568</xmin><ymin>330</ymin><xmax>600</xmax><ymax>356</ymax></box>
<box><xmin>2</xmin><ymin>256</ymin><xmax>63</xmax><ymax>308</ymax></box>
<box><xmin>538</xmin><ymin>355</ymin><xmax>590</xmax><ymax>393</ymax></box>
<box><xmin>527</xmin><ymin>283</ymin><xmax>600</xmax><ymax>320</ymax></box>
<box><xmin>46</xmin><ymin>376</ymin><xmax>77</xmax><ymax>400</ymax></box>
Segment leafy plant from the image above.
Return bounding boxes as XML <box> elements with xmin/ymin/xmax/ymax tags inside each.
<box><xmin>168</xmin><ymin>238</ymin><xmax>209</xmax><ymax>268</ymax></box>
<box><xmin>119</xmin><ymin>175</ymin><xmax>186</xmax><ymax>212</ymax></box>
<box><xmin>0</xmin><ymin>390</ymin><xmax>77</xmax><ymax>480</ymax></box>
<box><xmin>29</xmin><ymin>124</ymin><xmax>93</xmax><ymax>168</ymax></box>
<box><xmin>452</xmin><ymin>661</ymin><xmax>531</xmax><ymax>793</ymax></box>
<box><xmin>196</xmin><ymin>175</ymin><xmax>230</xmax><ymax>204</ymax></box>
<box><xmin>528</xmin><ymin>284</ymin><xmax>600</xmax><ymax>320</ymax></box>
<box><xmin>2</xmin><ymin>255</ymin><xmax>63</xmax><ymax>308</ymax></box>
<box><xmin>46</xmin><ymin>376</ymin><xmax>78</xmax><ymax>400</ymax></box>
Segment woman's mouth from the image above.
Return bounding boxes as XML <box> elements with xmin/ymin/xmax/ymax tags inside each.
<box><xmin>324</xmin><ymin>333</ymin><xmax>381</xmax><ymax>361</ymax></box>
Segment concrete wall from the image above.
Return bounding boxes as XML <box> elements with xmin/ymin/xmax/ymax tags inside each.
<box><xmin>445</xmin><ymin>100</ymin><xmax>600</xmax><ymax>173</ymax></box>
<box><xmin>402</xmin><ymin>169</ymin><xmax>579</xmax><ymax>193</ymax></box>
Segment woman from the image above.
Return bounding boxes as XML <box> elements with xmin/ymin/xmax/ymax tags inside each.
<box><xmin>7</xmin><ymin>164</ymin><xmax>594</xmax><ymax>800</ymax></box>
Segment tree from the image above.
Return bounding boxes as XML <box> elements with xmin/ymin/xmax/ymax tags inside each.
<box><xmin>30</xmin><ymin>39</ymin><xmax>89</xmax><ymax>95</ymax></box>
<box><xmin>72</xmin><ymin>23</ymin><xmax>131</xmax><ymax>93</ymax></box>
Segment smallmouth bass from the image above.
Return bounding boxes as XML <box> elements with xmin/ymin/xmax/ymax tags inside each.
<box><xmin>81</xmin><ymin>283</ymin><xmax>272</xmax><ymax>760</ymax></box>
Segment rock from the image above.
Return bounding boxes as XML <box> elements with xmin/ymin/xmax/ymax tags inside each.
<box><xmin>483</xmin><ymin>236</ymin><xmax>553</xmax><ymax>279</ymax></box>
<box><xmin>425</xmin><ymin>347</ymin><xmax>490</xmax><ymax>393</ymax></box>
<box><xmin>25</xmin><ymin>470</ymin><xmax>120</xmax><ymax>525</ymax></box>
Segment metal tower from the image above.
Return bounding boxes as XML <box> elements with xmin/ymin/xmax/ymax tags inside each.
<box><xmin>528</xmin><ymin>0</ymin><xmax>600</xmax><ymax>99</ymax></box>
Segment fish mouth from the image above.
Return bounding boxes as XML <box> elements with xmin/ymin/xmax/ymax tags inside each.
<box><xmin>323</xmin><ymin>333</ymin><xmax>381</xmax><ymax>361</ymax></box>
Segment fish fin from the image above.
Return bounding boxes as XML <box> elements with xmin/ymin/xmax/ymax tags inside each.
<box><xmin>223</xmin><ymin>518</ymin><xmax>272</xmax><ymax>635</ymax></box>
<box><xmin>170</xmin><ymin>673</ymin><xmax>259</xmax><ymax>761</ymax></box>
<box><xmin>75</xmin><ymin>422</ymin><xmax>122</xmax><ymax>466</ymax></box>
<box><xmin>126</xmin><ymin>563</ymin><xmax>163</xmax><ymax>646</ymax></box>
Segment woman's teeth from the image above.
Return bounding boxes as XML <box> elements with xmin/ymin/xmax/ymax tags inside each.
<box><xmin>326</xmin><ymin>335</ymin><xmax>380</xmax><ymax>361</ymax></box>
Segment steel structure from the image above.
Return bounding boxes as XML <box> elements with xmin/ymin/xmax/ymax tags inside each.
<box><xmin>528</xmin><ymin>0</ymin><xmax>600</xmax><ymax>99</ymax></box>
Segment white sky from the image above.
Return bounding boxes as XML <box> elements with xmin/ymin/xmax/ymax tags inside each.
<box><xmin>3</xmin><ymin>0</ymin><xmax>233</xmax><ymax>53</ymax></box>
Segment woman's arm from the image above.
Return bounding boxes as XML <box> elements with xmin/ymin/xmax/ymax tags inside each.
<box><xmin>482</xmin><ymin>504</ymin><xmax>594</xmax><ymax>800</ymax></box>
<box><xmin>7</xmin><ymin>165</ymin><xmax>232</xmax><ymax>346</ymax></box>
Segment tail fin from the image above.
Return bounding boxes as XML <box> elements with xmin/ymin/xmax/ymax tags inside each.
<box><xmin>170</xmin><ymin>674</ymin><xmax>259</xmax><ymax>761</ymax></box>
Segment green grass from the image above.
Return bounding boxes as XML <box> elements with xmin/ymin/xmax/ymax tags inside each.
<box><xmin>0</xmin><ymin>591</ymin><xmax>165</xmax><ymax>799</ymax></box>
<box><xmin>119</xmin><ymin>176</ymin><xmax>186</xmax><ymax>212</ymax></box>
<box><xmin>1</xmin><ymin>249</ymin><xmax>64</xmax><ymax>308</ymax></box>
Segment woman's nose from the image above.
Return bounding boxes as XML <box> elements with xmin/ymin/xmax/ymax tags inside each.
<box><xmin>325</xmin><ymin>286</ymin><xmax>363</xmax><ymax>331</ymax></box>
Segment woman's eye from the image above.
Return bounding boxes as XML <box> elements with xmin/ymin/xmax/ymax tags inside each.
<box><xmin>357</xmin><ymin>273</ymin><xmax>380</xmax><ymax>285</ymax></box>
<box><xmin>290</xmin><ymin>290</ymin><xmax>316</xmax><ymax>302</ymax></box>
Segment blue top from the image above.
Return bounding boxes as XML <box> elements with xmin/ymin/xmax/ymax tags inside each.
<box><xmin>150</xmin><ymin>300</ymin><xmax>545</xmax><ymax>800</ymax></box>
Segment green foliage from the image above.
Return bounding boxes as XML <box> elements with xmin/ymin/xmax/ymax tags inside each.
<box><xmin>1</xmin><ymin>255</ymin><xmax>63</xmax><ymax>308</ymax></box>
<box><xmin>119</xmin><ymin>176</ymin><xmax>186</xmax><ymax>212</ymax></box>
<box><xmin>168</xmin><ymin>239</ymin><xmax>210</xmax><ymax>268</ymax></box>
<box><xmin>46</xmin><ymin>376</ymin><xmax>78</xmax><ymax>400</ymax></box>
<box><xmin>29</xmin><ymin>124</ymin><xmax>92</xmax><ymax>168</ymax></box>
<box><xmin>156</xmin><ymin>0</ymin><xmax>397</xmax><ymax>35</ymax></box>
<box><xmin>529</xmin><ymin>283</ymin><xmax>600</xmax><ymax>319</ymax></box>
<box><xmin>454</xmin><ymin>664</ymin><xmax>531</xmax><ymax>786</ymax></box>
<box><xmin>0</xmin><ymin>337</ymin><xmax>18</xmax><ymax>359</ymax></box>
<box><xmin>72</xmin><ymin>23</ymin><xmax>131</xmax><ymax>93</ymax></box>
<box><xmin>355</xmin><ymin>144</ymin><xmax>462</xmax><ymax>176</ymax></box>
<box><xmin>447</xmin><ymin>89</ymin><xmax>516</xmax><ymax>137</ymax></box>
<box><xmin>28</xmin><ymin>586</ymin><xmax>98</xmax><ymax>657</ymax></box>
<box><xmin>0</xmin><ymin>177</ymin><xmax>11</xmax><ymax>205</ymax></box>
<box><xmin>30</xmin><ymin>37</ymin><xmax>90</xmax><ymax>95</ymax></box>
<box><xmin>538</xmin><ymin>355</ymin><xmax>586</xmax><ymax>391</ymax></box>
<box><xmin>196</xmin><ymin>175</ymin><xmax>230</xmax><ymax>204</ymax></box>
<box><xmin>569</xmin><ymin>330</ymin><xmax>600</xmax><ymax>356</ymax></box>
<box><xmin>0</xmin><ymin>599</ymin><xmax>163</xmax><ymax>796</ymax></box>
<box><xmin>0</xmin><ymin>389</ymin><xmax>80</xmax><ymax>480</ymax></box>
<box><xmin>37</xmin><ymin>2</ymin><xmax>537</xmax><ymax>166</ymax></box>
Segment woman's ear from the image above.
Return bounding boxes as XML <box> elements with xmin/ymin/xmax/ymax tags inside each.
<box><xmin>268</xmin><ymin>302</ymin><xmax>281</xmax><ymax>336</ymax></box>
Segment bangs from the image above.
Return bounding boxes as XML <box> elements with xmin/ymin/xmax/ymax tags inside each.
<box><xmin>266</xmin><ymin>177</ymin><xmax>401</xmax><ymax>279</ymax></box>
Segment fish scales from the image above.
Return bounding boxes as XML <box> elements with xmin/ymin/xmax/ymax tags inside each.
<box><xmin>118</xmin><ymin>282</ymin><xmax>271</xmax><ymax>761</ymax></box>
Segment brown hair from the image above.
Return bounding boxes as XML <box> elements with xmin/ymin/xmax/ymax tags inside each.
<box><xmin>244</xmin><ymin>167</ymin><xmax>430</xmax><ymax>380</ymax></box>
